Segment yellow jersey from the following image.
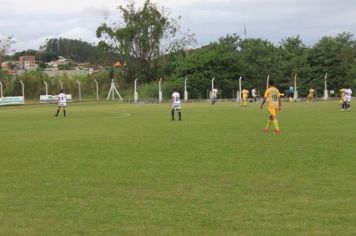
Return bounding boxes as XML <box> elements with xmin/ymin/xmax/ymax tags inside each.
<box><xmin>309</xmin><ymin>89</ymin><xmax>315</xmax><ymax>95</ymax></box>
<box><xmin>264</xmin><ymin>86</ymin><xmax>281</xmax><ymax>109</ymax></box>
<box><xmin>242</xmin><ymin>89</ymin><xmax>249</xmax><ymax>98</ymax></box>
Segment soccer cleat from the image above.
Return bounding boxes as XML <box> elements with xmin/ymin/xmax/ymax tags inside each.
<box><xmin>263</xmin><ymin>128</ymin><xmax>269</xmax><ymax>133</ymax></box>
<box><xmin>273</xmin><ymin>129</ymin><xmax>281</xmax><ymax>135</ymax></box>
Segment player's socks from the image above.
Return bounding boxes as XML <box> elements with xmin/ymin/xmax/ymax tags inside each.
<box><xmin>55</xmin><ymin>110</ymin><xmax>59</xmax><ymax>116</ymax></box>
<box><xmin>265</xmin><ymin>120</ymin><xmax>271</xmax><ymax>129</ymax></box>
<box><xmin>178</xmin><ymin>111</ymin><xmax>182</xmax><ymax>120</ymax></box>
<box><xmin>63</xmin><ymin>110</ymin><xmax>66</xmax><ymax>117</ymax></box>
<box><xmin>273</xmin><ymin>119</ymin><xmax>280</xmax><ymax>131</ymax></box>
<box><xmin>171</xmin><ymin>109</ymin><xmax>175</xmax><ymax>120</ymax></box>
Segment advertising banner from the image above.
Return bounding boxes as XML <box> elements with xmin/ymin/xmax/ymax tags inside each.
<box><xmin>0</xmin><ymin>96</ymin><xmax>24</xmax><ymax>106</ymax></box>
<box><xmin>40</xmin><ymin>94</ymin><xmax>72</xmax><ymax>104</ymax></box>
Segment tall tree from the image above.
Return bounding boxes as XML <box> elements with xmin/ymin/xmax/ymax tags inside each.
<box><xmin>307</xmin><ymin>33</ymin><xmax>356</xmax><ymax>92</ymax></box>
<box><xmin>278</xmin><ymin>36</ymin><xmax>309</xmax><ymax>90</ymax></box>
<box><xmin>39</xmin><ymin>38</ymin><xmax>112</xmax><ymax>65</ymax></box>
<box><xmin>0</xmin><ymin>36</ymin><xmax>15</xmax><ymax>64</ymax></box>
<box><xmin>96</xmin><ymin>0</ymin><xmax>195</xmax><ymax>82</ymax></box>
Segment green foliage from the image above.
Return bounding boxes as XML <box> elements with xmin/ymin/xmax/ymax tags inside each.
<box><xmin>39</xmin><ymin>38</ymin><xmax>116</xmax><ymax>65</ymax></box>
<box><xmin>97</xmin><ymin>0</ymin><xmax>195</xmax><ymax>83</ymax></box>
<box><xmin>0</xmin><ymin>35</ymin><xmax>16</xmax><ymax>63</ymax></box>
<box><xmin>12</xmin><ymin>49</ymin><xmax>38</xmax><ymax>60</ymax></box>
<box><xmin>165</xmin><ymin>32</ymin><xmax>356</xmax><ymax>98</ymax></box>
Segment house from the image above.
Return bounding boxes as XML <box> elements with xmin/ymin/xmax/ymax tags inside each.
<box><xmin>1</xmin><ymin>61</ymin><xmax>22</xmax><ymax>75</ymax></box>
<box><xmin>46</xmin><ymin>57</ymin><xmax>71</xmax><ymax>69</ymax></box>
<box><xmin>19</xmin><ymin>56</ymin><xmax>37</xmax><ymax>70</ymax></box>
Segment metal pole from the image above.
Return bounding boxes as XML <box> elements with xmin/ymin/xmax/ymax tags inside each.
<box><xmin>59</xmin><ymin>80</ymin><xmax>63</xmax><ymax>90</ymax></box>
<box><xmin>134</xmin><ymin>79</ymin><xmax>138</xmax><ymax>103</ymax></box>
<box><xmin>112</xmin><ymin>80</ymin><xmax>114</xmax><ymax>100</ymax></box>
<box><xmin>94</xmin><ymin>79</ymin><xmax>99</xmax><ymax>101</ymax></box>
<box><xmin>0</xmin><ymin>82</ymin><xmax>3</xmax><ymax>98</ymax></box>
<box><xmin>211</xmin><ymin>78</ymin><xmax>215</xmax><ymax>101</ymax></box>
<box><xmin>43</xmin><ymin>81</ymin><xmax>48</xmax><ymax>96</ymax></box>
<box><xmin>266</xmin><ymin>75</ymin><xmax>270</xmax><ymax>89</ymax></box>
<box><xmin>294</xmin><ymin>74</ymin><xmax>298</xmax><ymax>101</ymax></box>
<box><xmin>19</xmin><ymin>80</ymin><xmax>25</xmax><ymax>104</ymax></box>
<box><xmin>159</xmin><ymin>78</ymin><xmax>162</xmax><ymax>103</ymax></box>
<box><xmin>324</xmin><ymin>73</ymin><xmax>328</xmax><ymax>100</ymax></box>
<box><xmin>76</xmin><ymin>80</ymin><xmax>81</xmax><ymax>102</ymax></box>
<box><xmin>184</xmin><ymin>77</ymin><xmax>188</xmax><ymax>101</ymax></box>
<box><xmin>238</xmin><ymin>76</ymin><xmax>242</xmax><ymax>101</ymax></box>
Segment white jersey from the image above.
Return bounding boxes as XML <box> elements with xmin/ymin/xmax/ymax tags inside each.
<box><xmin>172</xmin><ymin>92</ymin><xmax>181</xmax><ymax>104</ymax></box>
<box><xmin>344</xmin><ymin>89</ymin><xmax>352</xmax><ymax>101</ymax></box>
<box><xmin>212</xmin><ymin>89</ymin><xmax>218</xmax><ymax>97</ymax></box>
<box><xmin>58</xmin><ymin>93</ymin><xmax>67</xmax><ymax>106</ymax></box>
<box><xmin>252</xmin><ymin>89</ymin><xmax>257</xmax><ymax>97</ymax></box>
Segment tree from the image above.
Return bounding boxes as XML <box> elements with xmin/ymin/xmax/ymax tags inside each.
<box><xmin>96</xmin><ymin>0</ymin><xmax>195</xmax><ymax>82</ymax></box>
<box><xmin>238</xmin><ymin>38</ymin><xmax>282</xmax><ymax>93</ymax></box>
<box><xmin>278</xmin><ymin>36</ymin><xmax>309</xmax><ymax>91</ymax></box>
<box><xmin>0</xmin><ymin>36</ymin><xmax>16</xmax><ymax>64</ymax></box>
<box><xmin>170</xmin><ymin>34</ymin><xmax>242</xmax><ymax>98</ymax></box>
<box><xmin>306</xmin><ymin>33</ymin><xmax>356</xmax><ymax>93</ymax></box>
<box><xmin>39</xmin><ymin>38</ymin><xmax>113</xmax><ymax>65</ymax></box>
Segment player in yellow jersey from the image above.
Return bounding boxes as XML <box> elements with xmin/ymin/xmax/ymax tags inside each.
<box><xmin>307</xmin><ymin>88</ymin><xmax>315</xmax><ymax>102</ymax></box>
<box><xmin>339</xmin><ymin>88</ymin><xmax>346</xmax><ymax>105</ymax></box>
<box><xmin>260</xmin><ymin>80</ymin><xmax>282</xmax><ymax>134</ymax></box>
<box><xmin>241</xmin><ymin>89</ymin><xmax>249</xmax><ymax>107</ymax></box>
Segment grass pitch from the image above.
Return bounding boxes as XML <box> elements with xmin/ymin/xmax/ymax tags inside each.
<box><xmin>0</xmin><ymin>101</ymin><xmax>355</xmax><ymax>235</ymax></box>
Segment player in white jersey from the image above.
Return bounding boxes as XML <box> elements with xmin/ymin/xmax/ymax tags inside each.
<box><xmin>55</xmin><ymin>90</ymin><xmax>67</xmax><ymax>117</ymax></box>
<box><xmin>171</xmin><ymin>90</ymin><xmax>182</xmax><ymax>121</ymax></box>
<box><xmin>251</xmin><ymin>88</ymin><xmax>258</xmax><ymax>102</ymax></box>
<box><xmin>211</xmin><ymin>88</ymin><xmax>218</xmax><ymax>105</ymax></box>
<box><xmin>341</xmin><ymin>87</ymin><xmax>352</xmax><ymax>112</ymax></box>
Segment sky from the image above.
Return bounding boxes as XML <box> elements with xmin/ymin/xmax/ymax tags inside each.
<box><xmin>0</xmin><ymin>0</ymin><xmax>355</xmax><ymax>52</ymax></box>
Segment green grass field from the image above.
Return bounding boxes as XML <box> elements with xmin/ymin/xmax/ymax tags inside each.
<box><xmin>0</xmin><ymin>101</ymin><xmax>355</xmax><ymax>235</ymax></box>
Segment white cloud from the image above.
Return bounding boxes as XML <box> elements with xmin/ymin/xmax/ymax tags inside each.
<box><xmin>1</xmin><ymin>0</ymin><xmax>356</xmax><ymax>51</ymax></box>
<box><xmin>58</xmin><ymin>27</ymin><xmax>97</xmax><ymax>43</ymax></box>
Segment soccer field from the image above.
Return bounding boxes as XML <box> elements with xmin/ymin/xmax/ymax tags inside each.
<box><xmin>0</xmin><ymin>101</ymin><xmax>355</xmax><ymax>235</ymax></box>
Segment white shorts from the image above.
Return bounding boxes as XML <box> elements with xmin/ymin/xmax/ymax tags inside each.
<box><xmin>59</xmin><ymin>103</ymin><xmax>67</xmax><ymax>107</ymax></box>
<box><xmin>344</xmin><ymin>97</ymin><xmax>351</xmax><ymax>102</ymax></box>
<box><xmin>171</xmin><ymin>103</ymin><xmax>181</xmax><ymax>110</ymax></box>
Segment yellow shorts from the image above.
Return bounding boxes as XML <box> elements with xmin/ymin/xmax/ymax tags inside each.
<box><xmin>268</xmin><ymin>106</ymin><xmax>277</xmax><ymax>117</ymax></box>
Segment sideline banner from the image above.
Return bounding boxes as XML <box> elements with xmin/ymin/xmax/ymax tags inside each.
<box><xmin>0</xmin><ymin>96</ymin><xmax>24</xmax><ymax>106</ymax></box>
<box><xmin>40</xmin><ymin>94</ymin><xmax>72</xmax><ymax>104</ymax></box>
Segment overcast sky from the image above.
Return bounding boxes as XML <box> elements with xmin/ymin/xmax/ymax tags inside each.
<box><xmin>0</xmin><ymin>0</ymin><xmax>355</xmax><ymax>52</ymax></box>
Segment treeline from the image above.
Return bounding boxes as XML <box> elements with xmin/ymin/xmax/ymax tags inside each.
<box><xmin>2</xmin><ymin>33</ymin><xmax>356</xmax><ymax>100</ymax></box>
<box><xmin>10</xmin><ymin>38</ymin><xmax>118</xmax><ymax>66</ymax></box>
<box><xmin>161</xmin><ymin>32</ymin><xmax>356</xmax><ymax>98</ymax></box>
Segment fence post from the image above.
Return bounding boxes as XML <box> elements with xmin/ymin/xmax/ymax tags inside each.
<box><xmin>0</xmin><ymin>81</ymin><xmax>3</xmax><ymax>98</ymax></box>
<box><xmin>76</xmin><ymin>80</ymin><xmax>81</xmax><ymax>102</ymax></box>
<box><xmin>19</xmin><ymin>80</ymin><xmax>25</xmax><ymax>104</ymax></box>
<box><xmin>43</xmin><ymin>81</ymin><xmax>48</xmax><ymax>96</ymax></box>
<box><xmin>94</xmin><ymin>79</ymin><xmax>99</xmax><ymax>101</ymax></box>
